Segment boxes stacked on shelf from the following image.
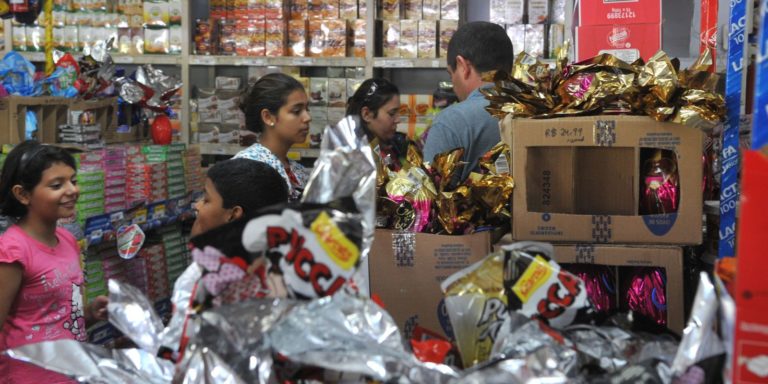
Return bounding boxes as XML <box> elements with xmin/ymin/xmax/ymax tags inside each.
<box><xmin>138</xmin><ymin>243</ymin><xmax>170</xmax><ymax>302</ymax></box>
<box><xmin>82</xmin><ymin>243</ymin><xmax>110</xmax><ymax>305</ymax></box>
<box><xmin>184</xmin><ymin>145</ymin><xmax>204</xmax><ymax>193</ymax></box>
<box><xmin>378</xmin><ymin>0</ymin><xmax>459</xmax><ymax>59</ymax></box>
<box><xmin>196</xmin><ymin>0</ymin><xmax>364</xmax><ymax>57</ymax></box>
<box><xmin>166</xmin><ymin>144</ymin><xmax>187</xmax><ymax>199</ymax></box>
<box><xmin>74</xmin><ymin>155</ymin><xmax>105</xmax><ymax>226</ymax></box>
<box><xmin>59</xmin><ymin>107</ymin><xmax>103</xmax><ymax>147</ymax></box>
<box><xmin>302</xmin><ymin>67</ymin><xmax>366</xmax><ymax>148</ymax></box>
<box><xmin>103</xmin><ymin>246</ymin><xmax>149</xmax><ymax>295</ymax></box>
<box><xmin>192</xmin><ymin>80</ymin><xmax>243</xmax><ymax>145</ymax></box>
<box><xmin>500</xmin><ymin>115</ymin><xmax>704</xmax><ymax>333</ymax></box>
<box><xmin>158</xmin><ymin>224</ymin><xmax>187</xmax><ymax>286</ymax></box>
<box><xmin>491</xmin><ymin>0</ymin><xmax>565</xmax><ymax>58</ymax></box>
<box><xmin>12</xmin><ymin>0</ymin><xmax>181</xmax><ymax>55</ymax></box>
<box><xmin>102</xmin><ymin>146</ymin><xmax>128</xmax><ymax>213</ymax></box>
<box><xmin>574</xmin><ymin>0</ymin><xmax>661</xmax><ymax>62</ymax></box>
<box><xmin>125</xmin><ymin>145</ymin><xmax>168</xmax><ymax>206</ymax></box>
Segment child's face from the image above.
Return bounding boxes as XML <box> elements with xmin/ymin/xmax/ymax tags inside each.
<box><xmin>191</xmin><ymin>177</ymin><xmax>233</xmax><ymax>237</ymax></box>
<box><xmin>24</xmin><ymin>162</ymin><xmax>79</xmax><ymax>222</ymax></box>
<box><xmin>270</xmin><ymin>89</ymin><xmax>311</xmax><ymax>145</ymax></box>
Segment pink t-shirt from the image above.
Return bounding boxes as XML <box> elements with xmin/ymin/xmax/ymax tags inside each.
<box><xmin>0</xmin><ymin>226</ymin><xmax>85</xmax><ymax>384</ymax></box>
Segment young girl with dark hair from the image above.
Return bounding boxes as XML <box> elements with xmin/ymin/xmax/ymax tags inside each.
<box><xmin>0</xmin><ymin>141</ymin><xmax>108</xmax><ymax>384</ymax></box>
<box><xmin>346</xmin><ymin>78</ymin><xmax>406</xmax><ymax>171</ymax></box>
<box><xmin>236</xmin><ymin>72</ymin><xmax>312</xmax><ymax>201</ymax></box>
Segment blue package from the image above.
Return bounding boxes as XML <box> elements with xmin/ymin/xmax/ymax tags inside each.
<box><xmin>0</xmin><ymin>51</ymin><xmax>41</xmax><ymax>96</ymax></box>
<box><xmin>46</xmin><ymin>66</ymin><xmax>79</xmax><ymax>98</ymax></box>
<box><xmin>25</xmin><ymin>110</ymin><xmax>37</xmax><ymax>140</ymax></box>
<box><xmin>719</xmin><ymin>0</ymin><xmax>749</xmax><ymax>259</ymax></box>
<box><xmin>753</xmin><ymin>0</ymin><xmax>768</xmax><ymax>150</ymax></box>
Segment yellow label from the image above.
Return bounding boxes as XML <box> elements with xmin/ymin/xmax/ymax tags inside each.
<box><xmin>310</xmin><ymin>211</ymin><xmax>360</xmax><ymax>271</ymax></box>
<box><xmin>512</xmin><ymin>255</ymin><xmax>553</xmax><ymax>303</ymax></box>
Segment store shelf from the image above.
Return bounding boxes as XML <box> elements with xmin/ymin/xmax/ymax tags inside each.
<box><xmin>189</xmin><ymin>55</ymin><xmax>366</xmax><ymax>67</ymax></box>
<box><xmin>373</xmin><ymin>57</ymin><xmax>447</xmax><ymax>69</ymax></box>
<box><xmin>198</xmin><ymin>143</ymin><xmax>320</xmax><ymax>158</ymax></box>
<box><xmin>18</xmin><ymin>51</ymin><xmax>182</xmax><ymax>65</ymax></box>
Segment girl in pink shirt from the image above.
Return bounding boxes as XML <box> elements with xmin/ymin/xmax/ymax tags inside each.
<box><xmin>0</xmin><ymin>141</ymin><xmax>108</xmax><ymax>384</ymax></box>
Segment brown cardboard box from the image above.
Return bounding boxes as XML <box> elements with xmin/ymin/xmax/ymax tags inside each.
<box><xmin>502</xmin><ymin>115</ymin><xmax>704</xmax><ymax>245</ymax></box>
<box><xmin>0</xmin><ymin>96</ymin><xmax>72</xmax><ymax>145</ymax></box>
<box><xmin>369</xmin><ymin>229</ymin><xmax>492</xmax><ymax>339</ymax></box>
<box><xmin>551</xmin><ymin>243</ymin><xmax>684</xmax><ymax>333</ymax></box>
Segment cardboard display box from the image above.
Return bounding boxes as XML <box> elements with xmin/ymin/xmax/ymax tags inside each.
<box><xmin>502</xmin><ymin>115</ymin><xmax>703</xmax><ymax>245</ymax></box>
<box><xmin>369</xmin><ymin>229</ymin><xmax>492</xmax><ymax>339</ymax></box>
<box><xmin>0</xmin><ymin>96</ymin><xmax>70</xmax><ymax>145</ymax></box>
<box><xmin>577</xmin><ymin>0</ymin><xmax>662</xmax><ymax>26</ymax></box>
<box><xmin>576</xmin><ymin>23</ymin><xmax>661</xmax><ymax>62</ymax></box>
<box><xmin>551</xmin><ymin>243</ymin><xmax>684</xmax><ymax>334</ymax></box>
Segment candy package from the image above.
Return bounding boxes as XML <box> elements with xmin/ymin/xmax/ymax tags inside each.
<box><xmin>503</xmin><ymin>242</ymin><xmax>595</xmax><ymax>328</ymax></box>
<box><xmin>442</xmin><ymin>251</ymin><xmax>507</xmax><ymax>367</ymax></box>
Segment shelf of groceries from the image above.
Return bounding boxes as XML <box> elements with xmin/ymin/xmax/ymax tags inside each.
<box><xmin>198</xmin><ymin>142</ymin><xmax>320</xmax><ymax>158</ymax></box>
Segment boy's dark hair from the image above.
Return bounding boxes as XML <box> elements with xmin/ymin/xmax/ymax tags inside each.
<box><xmin>206</xmin><ymin>158</ymin><xmax>288</xmax><ymax>219</ymax></box>
<box><xmin>242</xmin><ymin>73</ymin><xmax>306</xmax><ymax>134</ymax></box>
<box><xmin>447</xmin><ymin>21</ymin><xmax>514</xmax><ymax>74</ymax></box>
<box><xmin>0</xmin><ymin>141</ymin><xmax>77</xmax><ymax>218</ymax></box>
<box><xmin>346</xmin><ymin>78</ymin><xmax>400</xmax><ymax>122</ymax></box>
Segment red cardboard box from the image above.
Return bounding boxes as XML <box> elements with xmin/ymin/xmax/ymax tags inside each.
<box><xmin>578</xmin><ymin>0</ymin><xmax>661</xmax><ymax>26</ymax></box>
<box><xmin>733</xmin><ymin>151</ymin><xmax>768</xmax><ymax>384</ymax></box>
<box><xmin>576</xmin><ymin>23</ymin><xmax>661</xmax><ymax>62</ymax></box>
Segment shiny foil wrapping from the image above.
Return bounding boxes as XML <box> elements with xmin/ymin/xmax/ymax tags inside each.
<box><xmin>5</xmin><ymin>339</ymin><xmax>175</xmax><ymax>384</ymax></box>
<box><xmin>565</xmin><ymin>264</ymin><xmax>617</xmax><ymax>313</ymax></box>
<box><xmin>441</xmin><ymin>252</ymin><xmax>507</xmax><ymax>367</ymax></box>
<box><xmin>106</xmin><ymin>279</ymin><xmax>165</xmax><ymax>355</ymax></box>
<box><xmin>625</xmin><ymin>267</ymin><xmax>668</xmax><ymax>326</ymax></box>
<box><xmin>484</xmin><ymin>50</ymin><xmax>725</xmax><ymax>130</ymax></box>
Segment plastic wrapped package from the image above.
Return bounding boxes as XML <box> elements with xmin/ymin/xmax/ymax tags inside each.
<box><xmin>506</xmin><ymin>24</ymin><xmax>525</xmax><ymax>56</ymax></box>
<box><xmin>78</xmin><ymin>25</ymin><xmax>94</xmax><ymax>53</ymax></box>
<box><xmin>404</xmin><ymin>0</ymin><xmax>422</xmax><ymax>19</ymax></box>
<box><xmin>194</xmin><ymin>19</ymin><xmax>215</xmax><ymax>55</ymax></box>
<box><xmin>400</xmin><ymin>20</ymin><xmax>418</xmax><ymax>59</ymax></box>
<box><xmin>12</xmin><ymin>24</ymin><xmax>26</xmax><ymax>52</ymax></box>
<box><xmin>381</xmin><ymin>0</ymin><xmax>400</xmax><ymax>20</ymax></box>
<box><xmin>441</xmin><ymin>0</ymin><xmax>459</xmax><ymax>20</ymax></box>
<box><xmin>527</xmin><ymin>0</ymin><xmax>549</xmax><ymax>24</ymax></box>
<box><xmin>551</xmin><ymin>0</ymin><xmax>566</xmax><ymax>24</ymax></box>
<box><xmin>524</xmin><ymin>24</ymin><xmax>545</xmax><ymax>58</ymax></box>
<box><xmin>351</xmin><ymin>19</ymin><xmax>366</xmax><ymax>58</ymax></box>
<box><xmin>382</xmin><ymin>20</ymin><xmax>400</xmax><ymax>58</ymax></box>
<box><xmin>358</xmin><ymin>0</ymin><xmax>367</xmax><ymax>18</ymax></box>
<box><xmin>131</xmin><ymin>27</ymin><xmax>144</xmax><ymax>54</ymax></box>
<box><xmin>218</xmin><ymin>19</ymin><xmax>236</xmax><ymax>55</ymax></box>
<box><xmin>323</xmin><ymin>0</ymin><xmax>339</xmax><ymax>18</ymax></box>
<box><xmin>25</xmin><ymin>25</ymin><xmax>42</xmax><ymax>52</ymax></box>
<box><xmin>291</xmin><ymin>0</ymin><xmax>308</xmax><ymax>19</ymax></box>
<box><xmin>308</xmin><ymin>0</ymin><xmax>324</xmax><ymax>19</ymax></box>
<box><xmin>265</xmin><ymin>0</ymin><xmax>284</xmax><ymax>19</ymax></box>
<box><xmin>326</xmin><ymin>19</ymin><xmax>347</xmax><ymax>57</ymax></box>
<box><xmin>439</xmin><ymin>20</ymin><xmax>458</xmax><ymax>58</ymax></box>
<box><xmin>169</xmin><ymin>25</ymin><xmax>182</xmax><ymax>55</ymax></box>
<box><xmin>265</xmin><ymin>20</ymin><xmax>286</xmax><ymax>57</ymax></box>
<box><xmin>144</xmin><ymin>27</ymin><xmax>170</xmax><ymax>54</ymax></box>
<box><xmin>422</xmin><ymin>0</ymin><xmax>439</xmax><ymax>20</ymax></box>
<box><xmin>64</xmin><ymin>25</ymin><xmax>79</xmax><ymax>52</ymax></box>
<box><xmin>418</xmin><ymin>20</ymin><xmax>437</xmax><ymax>59</ymax></box>
<box><xmin>340</xmin><ymin>0</ymin><xmax>358</xmax><ymax>19</ymax></box>
<box><xmin>549</xmin><ymin>24</ymin><xmax>565</xmax><ymax>59</ymax></box>
<box><xmin>288</xmin><ymin>20</ymin><xmax>308</xmax><ymax>57</ymax></box>
<box><xmin>169</xmin><ymin>0</ymin><xmax>182</xmax><ymax>25</ymax></box>
<box><xmin>143</xmin><ymin>0</ymin><xmax>169</xmax><ymax>27</ymax></box>
<box><xmin>490</xmin><ymin>0</ymin><xmax>524</xmax><ymax>25</ymax></box>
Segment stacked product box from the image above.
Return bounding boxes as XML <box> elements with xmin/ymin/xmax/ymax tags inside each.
<box><xmin>126</xmin><ymin>145</ymin><xmax>168</xmax><ymax>206</ymax></box>
<box><xmin>141</xmin><ymin>144</ymin><xmax>186</xmax><ymax>199</ymax></box>
<box><xmin>139</xmin><ymin>243</ymin><xmax>170</xmax><ymax>302</ymax></box>
<box><xmin>159</xmin><ymin>224</ymin><xmax>187</xmax><ymax>286</ymax></box>
<box><xmin>378</xmin><ymin>0</ymin><xmax>459</xmax><ymax>58</ymax></box>
<box><xmin>184</xmin><ymin>145</ymin><xmax>204</xmax><ymax>193</ymax></box>
<box><xmin>491</xmin><ymin>0</ymin><xmax>565</xmax><ymax>58</ymax></box>
<box><xmin>103</xmin><ymin>250</ymin><xmax>149</xmax><ymax>294</ymax></box>
<box><xmin>101</xmin><ymin>146</ymin><xmax>128</xmax><ymax>213</ymax></box>
<box><xmin>82</xmin><ymin>243</ymin><xmax>109</xmax><ymax>305</ymax></box>
<box><xmin>194</xmin><ymin>87</ymin><xmax>242</xmax><ymax>145</ymax></box>
<box><xmin>575</xmin><ymin>0</ymin><xmax>662</xmax><ymax>62</ymax></box>
<box><xmin>74</xmin><ymin>153</ymin><xmax>105</xmax><ymax>226</ymax></box>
